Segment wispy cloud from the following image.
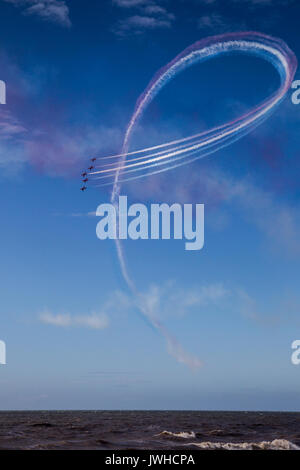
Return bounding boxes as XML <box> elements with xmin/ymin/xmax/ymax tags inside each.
<box><xmin>197</xmin><ymin>13</ymin><xmax>233</xmax><ymax>32</ymax></box>
<box><xmin>194</xmin><ymin>0</ymin><xmax>296</xmax><ymax>6</ymax></box>
<box><xmin>0</xmin><ymin>108</ymin><xmax>28</xmax><ymax>173</ymax></box>
<box><xmin>112</xmin><ymin>0</ymin><xmax>175</xmax><ymax>36</ymax></box>
<box><xmin>112</xmin><ymin>0</ymin><xmax>150</xmax><ymax>6</ymax></box>
<box><xmin>39</xmin><ymin>291</ymin><xmax>131</xmax><ymax>329</ymax></box>
<box><xmin>0</xmin><ymin>109</ymin><xmax>27</xmax><ymax>139</ymax></box>
<box><xmin>195</xmin><ymin>0</ymin><xmax>295</xmax><ymax>33</ymax></box>
<box><xmin>70</xmin><ymin>211</ymin><xmax>96</xmax><ymax>217</ymax></box>
<box><xmin>39</xmin><ymin>310</ymin><xmax>109</xmax><ymax>329</ymax></box>
<box><xmin>127</xmin><ymin>161</ymin><xmax>300</xmax><ymax>257</ymax></box>
<box><xmin>0</xmin><ymin>46</ymin><xmax>125</xmax><ymax>176</ymax></box>
<box><xmin>135</xmin><ymin>281</ymin><xmax>229</xmax><ymax>319</ymax></box>
<box><xmin>52</xmin><ymin>211</ymin><xmax>97</xmax><ymax>217</ymax></box>
<box><xmin>3</xmin><ymin>0</ymin><xmax>71</xmax><ymax>28</ymax></box>
<box><xmin>231</xmin><ymin>0</ymin><xmax>296</xmax><ymax>6</ymax></box>
<box><xmin>135</xmin><ymin>281</ymin><xmax>295</xmax><ymax>328</ymax></box>
<box><xmin>115</xmin><ymin>14</ymin><xmax>174</xmax><ymax>35</ymax></box>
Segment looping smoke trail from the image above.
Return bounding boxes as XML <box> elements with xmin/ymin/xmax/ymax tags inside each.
<box><xmin>91</xmin><ymin>33</ymin><xmax>296</xmax><ymax>368</ymax></box>
<box><xmin>89</xmin><ymin>114</ymin><xmax>267</xmax><ymax>186</ymax></box>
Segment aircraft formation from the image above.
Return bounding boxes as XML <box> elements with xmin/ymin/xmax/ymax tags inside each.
<box><xmin>80</xmin><ymin>157</ymin><xmax>97</xmax><ymax>191</ymax></box>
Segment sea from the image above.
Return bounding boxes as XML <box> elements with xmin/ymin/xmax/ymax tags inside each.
<box><xmin>0</xmin><ymin>410</ymin><xmax>300</xmax><ymax>450</ymax></box>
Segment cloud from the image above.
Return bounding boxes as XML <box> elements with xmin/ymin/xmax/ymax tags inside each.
<box><xmin>0</xmin><ymin>46</ymin><xmax>125</xmax><ymax>177</ymax></box>
<box><xmin>69</xmin><ymin>211</ymin><xmax>97</xmax><ymax>217</ymax></box>
<box><xmin>0</xmin><ymin>107</ymin><xmax>29</xmax><ymax>174</ymax></box>
<box><xmin>143</xmin><ymin>4</ymin><xmax>167</xmax><ymax>14</ymax></box>
<box><xmin>195</xmin><ymin>0</ymin><xmax>295</xmax><ymax>33</ymax></box>
<box><xmin>112</xmin><ymin>0</ymin><xmax>175</xmax><ymax>35</ymax></box>
<box><xmin>234</xmin><ymin>287</ymin><xmax>300</xmax><ymax>327</ymax></box>
<box><xmin>224</xmin><ymin>177</ymin><xmax>300</xmax><ymax>256</ymax></box>
<box><xmin>135</xmin><ymin>281</ymin><xmax>229</xmax><ymax>319</ymax></box>
<box><xmin>38</xmin><ymin>281</ymin><xmax>299</xmax><ymax>369</ymax></box>
<box><xmin>3</xmin><ymin>0</ymin><xmax>71</xmax><ymax>27</ymax></box>
<box><xmin>231</xmin><ymin>0</ymin><xmax>295</xmax><ymax>5</ymax></box>
<box><xmin>0</xmin><ymin>109</ymin><xmax>27</xmax><ymax>139</ymax></box>
<box><xmin>197</xmin><ymin>13</ymin><xmax>229</xmax><ymax>31</ymax></box>
<box><xmin>39</xmin><ymin>311</ymin><xmax>109</xmax><ymax>329</ymax></box>
<box><xmin>193</xmin><ymin>0</ymin><xmax>218</xmax><ymax>3</ymax></box>
<box><xmin>51</xmin><ymin>211</ymin><xmax>97</xmax><ymax>217</ymax></box>
<box><xmin>134</xmin><ymin>281</ymin><xmax>296</xmax><ymax>329</ymax></box>
<box><xmin>197</xmin><ymin>12</ymin><xmax>248</xmax><ymax>33</ymax></box>
<box><xmin>98</xmin><ymin>281</ymin><xmax>228</xmax><ymax>328</ymax></box>
<box><xmin>112</xmin><ymin>0</ymin><xmax>149</xmax><ymax>6</ymax></box>
<box><xmin>194</xmin><ymin>0</ymin><xmax>296</xmax><ymax>5</ymax></box>
<box><xmin>116</xmin><ymin>14</ymin><xmax>174</xmax><ymax>34</ymax></box>
<box><xmin>126</xmin><ymin>160</ymin><xmax>300</xmax><ymax>257</ymax></box>
<box><xmin>39</xmin><ymin>291</ymin><xmax>131</xmax><ymax>330</ymax></box>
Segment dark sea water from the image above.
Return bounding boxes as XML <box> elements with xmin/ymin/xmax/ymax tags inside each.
<box><xmin>0</xmin><ymin>410</ymin><xmax>300</xmax><ymax>450</ymax></box>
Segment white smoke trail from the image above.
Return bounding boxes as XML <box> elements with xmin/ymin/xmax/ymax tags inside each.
<box><xmin>96</xmin><ymin>32</ymin><xmax>296</xmax><ymax>369</ymax></box>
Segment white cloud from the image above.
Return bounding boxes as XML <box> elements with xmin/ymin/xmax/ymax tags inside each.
<box><xmin>40</xmin><ymin>311</ymin><xmax>109</xmax><ymax>329</ymax></box>
<box><xmin>117</xmin><ymin>14</ymin><xmax>173</xmax><ymax>32</ymax></box>
<box><xmin>74</xmin><ymin>313</ymin><xmax>109</xmax><ymax>329</ymax></box>
<box><xmin>112</xmin><ymin>0</ymin><xmax>149</xmax><ymax>6</ymax></box>
<box><xmin>112</xmin><ymin>0</ymin><xmax>175</xmax><ymax>35</ymax></box>
<box><xmin>38</xmin><ymin>291</ymin><xmax>132</xmax><ymax>330</ymax></box>
<box><xmin>194</xmin><ymin>0</ymin><xmax>296</xmax><ymax>5</ymax></box>
<box><xmin>127</xmin><ymin>161</ymin><xmax>300</xmax><ymax>257</ymax></box>
<box><xmin>0</xmin><ymin>109</ymin><xmax>29</xmax><ymax>174</ymax></box>
<box><xmin>102</xmin><ymin>282</ymin><xmax>229</xmax><ymax>325</ymax></box>
<box><xmin>195</xmin><ymin>0</ymin><xmax>294</xmax><ymax>32</ymax></box>
<box><xmin>195</xmin><ymin>0</ymin><xmax>218</xmax><ymax>3</ymax></box>
<box><xmin>135</xmin><ymin>281</ymin><xmax>229</xmax><ymax>319</ymax></box>
<box><xmin>134</xmin><ymin>281</ymin><xmax>294</xmax><ymax>328</ymax></box>
<box><xmin>225</xmin><ymin>177</ymin><xmax>300</xmax><ymax>256</ymax></box>
<box><xmin>143</xmin><ymin>4</ymin><xmax>167</xmax><ymax>14</ymax></box>
<box><xmin>197</xmin><ymin>14</ymin><xmax>227</xmax><ymax>31</ymax></box>
<box><xmin>40</xmin><ymin>312</ymin><xmax>72</xmax><ymax>327</ymax></box>
<box><xmin>0</xmin><ymin>110</ymin><xmax>27</xmax><ymax>139</ymax></box>
<box><xmin>232</xmin><ymin>0</ymin><xmax>295</xmax><ymax>5</ymax></box>
<box><xmin>69</xmin><ymin>211</ymin><xmax>97</xmax><ymax>217</ymax></box>
<box><xmin>197</xmin><ymin>12</ymin><xmax>248</xmax><ymax>32</ymax></box>
<box><xmin>3</xmin><ymin>0</ymin><xmax>71</xmax><ymax>27</ymax></box>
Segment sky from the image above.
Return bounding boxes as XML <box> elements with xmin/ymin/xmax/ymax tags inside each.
<box><xmin>0</xmin><ymin>0</ymin><xmax>300</xmax><ymax>410</ymax></box>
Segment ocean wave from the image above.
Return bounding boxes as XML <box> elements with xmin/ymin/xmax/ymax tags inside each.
<box><xmin>156</xmin><ymin>431</ymin><xmax>196</xmax><ymax>439</ymax></box>
<box><xmin>189</xmin><ymin>439</ymin><xmax>300</xmax><ymax>450</ymax></box>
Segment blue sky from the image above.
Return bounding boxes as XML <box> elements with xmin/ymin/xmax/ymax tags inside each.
<box><xmin>0</xmin><ymin>0</ymin><xmax>300</xmax><ymax>410</ymax></box>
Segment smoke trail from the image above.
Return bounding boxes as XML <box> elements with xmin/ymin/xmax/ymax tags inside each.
<box><xmin>105</xmin><ymin>32</ymin><xmax>296</xmax><ymax>368</ymax></box>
